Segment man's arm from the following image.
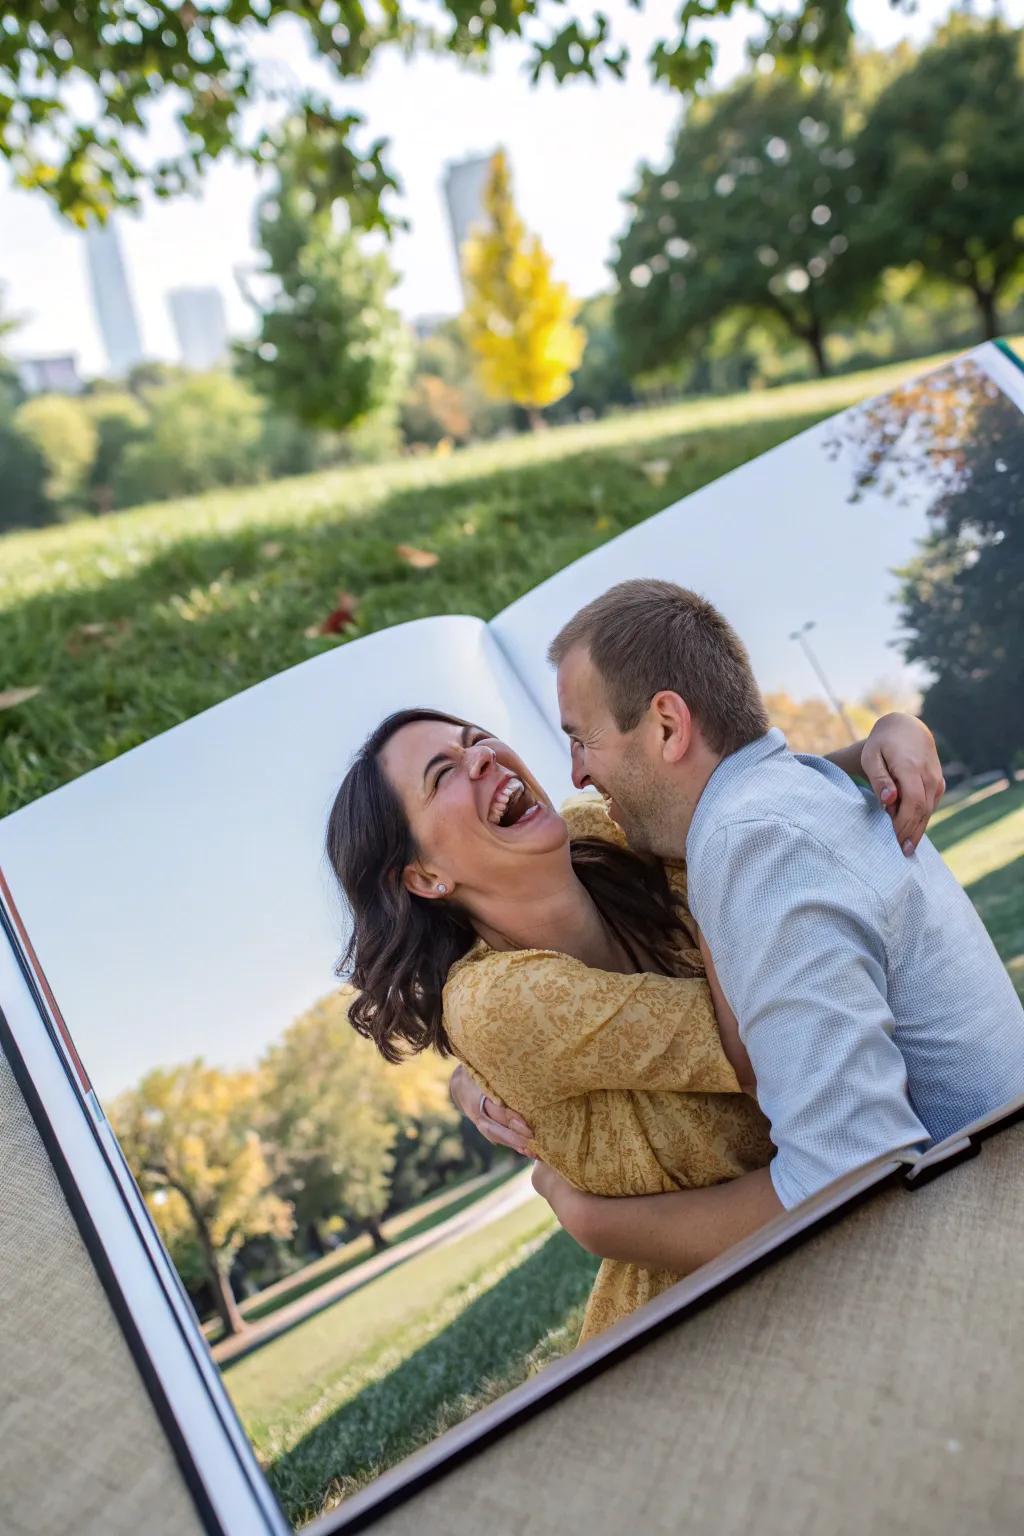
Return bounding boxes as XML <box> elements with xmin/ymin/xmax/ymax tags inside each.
<box><xmin>532</xmin><ymin>1161</ymin><xmax>782</xmax><ymax>1273</ymax></box>
<box><xmin>822</xmin><ymin>712</ymin><xmax>945</xmax><ymax>854</ymax></box>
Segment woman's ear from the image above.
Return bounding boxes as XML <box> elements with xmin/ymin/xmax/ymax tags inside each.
<box><xmin>402</xmin><ymin>862</ymin><xmax>452</xmax><ymax>901</ymax></box>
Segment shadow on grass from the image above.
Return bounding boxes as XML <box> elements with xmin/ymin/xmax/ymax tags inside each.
<box><xmin>929</xmin><ymin>782</ymin><xmax>1024</xmax><ymax>856</ymax></box>
<box><xmin>265</xmin><ymin>1228</ymin><xmax>600</xmax><ymax>1526</ymax></box>
<box><xmin>1</xmin><ymin>409</ymin><xmax>826</xmax><ymax>814</ymax></box>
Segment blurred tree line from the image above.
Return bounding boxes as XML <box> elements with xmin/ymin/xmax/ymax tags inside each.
<box><xmin>110</xmin><ymin>987</ymin><xmax>496</xmax><ymax>1339</ymax></box>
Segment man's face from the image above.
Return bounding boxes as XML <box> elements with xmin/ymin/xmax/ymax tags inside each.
<box><xmin>556</xmin><ymin>645</ymin><xmax>665</xmax><ymax>853</ymax></box>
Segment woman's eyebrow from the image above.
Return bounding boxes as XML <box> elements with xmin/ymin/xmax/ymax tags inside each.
<box><xmin>421</xmin><ymin>724</ymin><xmax>475</xmax><ymax>785</ymax></box>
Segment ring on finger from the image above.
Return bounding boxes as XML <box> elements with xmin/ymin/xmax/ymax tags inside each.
<box><xmin>479</xmin><ymin>1090</ymin><xmax>489</xmax><ymax>1120</ymax></box>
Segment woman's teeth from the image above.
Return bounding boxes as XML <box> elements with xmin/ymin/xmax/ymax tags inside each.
<box><xmin>488</xmin><ymin>777</ymin><xmax>524</xmax><ymax>825</ymax></box>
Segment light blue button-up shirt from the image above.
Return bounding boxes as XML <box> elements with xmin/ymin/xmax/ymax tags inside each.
<box><xmin>686</xmin><ymin>728</ymin><xmax>1024</xmax><ymax>1209</ymax></box>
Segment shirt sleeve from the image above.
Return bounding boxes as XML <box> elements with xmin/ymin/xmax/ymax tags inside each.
<box><xmin>444</xmin><ymin>949</ymin><xmax>742</xmax><ymax>1112</ymax></box>
<box><xmin>693</xmin><ymin>817</ymin><xmax>929</xmax><ymax>1209</ymax></box>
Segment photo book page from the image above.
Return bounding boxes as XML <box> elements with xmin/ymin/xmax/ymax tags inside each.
<box><xmin>1</xmin><ymin>340</ymin><xmax>1022</xmax><ymax>1533</ymax></box>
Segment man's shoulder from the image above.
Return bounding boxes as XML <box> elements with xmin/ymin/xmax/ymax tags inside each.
<box><xmin>692</xmin><ymin>750</ymin><xmax>866</xmax><ymax>848</ymax></box>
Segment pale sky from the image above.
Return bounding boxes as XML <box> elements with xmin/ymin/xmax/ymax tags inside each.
<box><xmin>1</xmin><ymin>0</ymin><xmax>1015</xmax><ymax>376</ymax></box>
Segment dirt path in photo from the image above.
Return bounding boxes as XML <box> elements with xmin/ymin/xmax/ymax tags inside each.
<box><xmin>213</xmin><ymin>1165</ymin><xmax>538</xmax><ymax>1368</ymax></box>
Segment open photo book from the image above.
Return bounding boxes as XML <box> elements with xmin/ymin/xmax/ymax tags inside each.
<box><xmin>2</xmin><ymin>337</ymin><xmax>1023</xmax><ymax>1536</ymax></box>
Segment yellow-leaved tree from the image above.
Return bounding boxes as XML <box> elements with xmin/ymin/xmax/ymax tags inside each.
<box><xmin>111</xmin><ymin>1062</ymin><xmax>293</xmax><ymax>1338</ymax></box>
<box><xmin>461</xmin><ymin>149</ymin><xmax>585</xmax><ymax>429</ymax></box>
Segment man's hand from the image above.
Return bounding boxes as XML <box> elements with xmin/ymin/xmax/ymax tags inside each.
<box><xmin>532</xmin><ymin>1161</ymin><xmax>592</xmax><ymax>1240</ymax></box>
<box><xmin>448</xmin><ymin>1063</ymin><xmax>534</xmax><ymax>1156</ymax></box>
<box><xmin>861</xmin><ymin>712</ymin><xmax>946</xmax><ymax>855</ymax></box>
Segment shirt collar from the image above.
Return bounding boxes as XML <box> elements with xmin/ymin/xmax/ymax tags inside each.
<box><xmin>686</xmin><ymin>727</ymin><xmax>788</xmax><ymax>859</ymax></box>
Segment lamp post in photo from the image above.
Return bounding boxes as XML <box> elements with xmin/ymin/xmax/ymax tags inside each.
<box><xmin>789</xmin><ymin>621</ymin><xmax>858</xmax><ymax>743</ymax></box>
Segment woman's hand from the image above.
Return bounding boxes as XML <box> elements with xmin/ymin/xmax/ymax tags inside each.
<box><xmin>448</xmin><ymin>1063</ymin><xmax>534</xmax><ymax>1156</ymax></box>
<box><xmin>861</xmin><ymin>712</ymin><xmax>946</xmax><ymax>855</ymax></box>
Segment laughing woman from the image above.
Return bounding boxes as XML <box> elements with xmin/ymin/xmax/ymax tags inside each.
<box><xmin>327</xmin><ymin>708</ymin><xmax>942</xmax><ymax>1344</ymax></box>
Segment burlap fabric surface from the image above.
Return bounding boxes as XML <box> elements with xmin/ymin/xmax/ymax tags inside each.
<box><xmin>365</xmin><ymin>1123</ymin><xmax>1024</xmax><ymax>1536</ymax></box>
<box><xmin>0</xmin><ymin>1046</ymin><xmax>204</xmax><ymax>1536</ymax></box>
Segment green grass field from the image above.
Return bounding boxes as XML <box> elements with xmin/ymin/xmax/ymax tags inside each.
<box><xmin>225</xmin><ymin>1194</ymin><xmax>599</xmax><ymax>1526</ymax></box>
<box><xmin>932</xmin><ymin>779</ymin><xmax>1024</xmax><ymax>999</ymax></box>
<box><xmin>0</xmin><ymin>346</ymin><xmax>996</xmax><ymax>818</ymax></box>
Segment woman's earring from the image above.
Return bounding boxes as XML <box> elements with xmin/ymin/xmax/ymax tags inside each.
<box><xmin>436</xmin><ymin>883</ymin><xmax>447</xmax><ymax>895</ymax></box>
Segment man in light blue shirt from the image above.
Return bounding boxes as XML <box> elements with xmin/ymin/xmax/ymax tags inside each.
<box><xmin>528</xmin><ymin>578</ymin><xmax>1024</xmax><ymax>1272</ymax></box>
<box><xmin>687</xmin><ymin>728</ymin><xmax>1024</xmax><ymax>1209</ymax></box>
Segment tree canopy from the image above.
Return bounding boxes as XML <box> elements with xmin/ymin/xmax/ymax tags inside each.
<box><xmin>236</xmin><ymin>127</ymin><xmax>411</xmax><ymax>432</ymax></box>
<box><xmin>854</xmin><ymin>19</ymin><xmax>1024</xmax><ymax>339</ymax></box>
<box><xmin>111</xmin><ymin>1061</ymin><xmax>293</xmax><ymax>1336</ymax></box>
<box><xmin>461</xmin><ymin>149</ymin><xmax>585</xmax><ymax>423</ymax></box>
<box><xmin>613</xmin><ymin>70</ymin><xmax>875</xmax><ymax>378</ymax></box>
<box><xmin>2</xmin><ymin>2</ymin><xmax>903</xmax><ymax>228</ymax></box>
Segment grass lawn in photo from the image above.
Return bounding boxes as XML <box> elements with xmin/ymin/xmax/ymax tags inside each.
<box><xmin>224</xmin><ymin>1193</ymin><xmax>599</xmax><ymax>1526</ymax></box>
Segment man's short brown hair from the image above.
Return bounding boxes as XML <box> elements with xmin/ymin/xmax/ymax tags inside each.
<box><xmin>549</xmin><ymin>579</ymin><xmax>769</xmax><ymax>756</ymax></box>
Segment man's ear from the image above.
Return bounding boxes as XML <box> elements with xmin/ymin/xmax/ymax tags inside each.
<box><xmin>402</xmin><ymin>862</ymin><xmax>452</xmax><ymax>900</ymax></box>
<box><xmin>650</xmin><ymin>690</ymin><xmax>692</xmax><ymax>764</ymax></box>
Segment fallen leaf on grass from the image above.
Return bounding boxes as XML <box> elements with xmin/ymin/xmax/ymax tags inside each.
<box><xmin>65</xmin><ymin>619</ymin><xmax>133</xmax><ymax>657</ymax></box>
<box><xmin>304</xmin><ymin>591</ymin><xmax>361</xmax><ymax>639</ymax></box>
<box><xmin>396</xmin><ymin>544</ymin><xmax>440</xmax><ymax>570</ymax></box>
<box><xmin>641</xmin><ymin>458</ymin><xmax>671</xmax><ymax>487</ymax></box>
<box><xmin>0</xmin><ymin>686</ymin><xmax>42</xmax><ymax>711</ymax></box>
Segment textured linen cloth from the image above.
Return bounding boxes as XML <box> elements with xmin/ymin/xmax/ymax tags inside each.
<box><xmin>443</xmin><ymin>796</ymin><xmax>774</xmax><ymax>1343</ymax></box>
<box><xmin>686</xmin><ymin>727</ymin><xmax>1024</xmax><ymax>1210</ymax></box>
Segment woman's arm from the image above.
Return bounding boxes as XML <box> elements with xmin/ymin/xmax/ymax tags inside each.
<box><xmin>823</xmin><ymin>712</ymin><xmax>945</xmax><ymax>854</ymax></box>
<box><xmin>446</xmin><ymin>950</ymin><xmax>743</xmax><ymax>1114</ymax></box>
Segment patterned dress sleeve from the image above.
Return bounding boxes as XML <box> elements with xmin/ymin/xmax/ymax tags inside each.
<box><xmin>443</xmin><ymin>947</ymin><xmax>741</xmax><ymax>1114</ymax></box>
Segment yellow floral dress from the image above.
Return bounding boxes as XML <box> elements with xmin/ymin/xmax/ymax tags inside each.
<box><xmin>442</xmin><ymin>795</ymin><xmax>775</xmax><ymax>1344</ymax></box>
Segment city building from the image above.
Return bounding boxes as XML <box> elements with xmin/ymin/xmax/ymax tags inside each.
<box><xmin>15</xmin><ymin>354</ymin><xmax>83</xmax><ymax>396</ymax></box>
<box><xmin>442</xmin><ymin>153</ymin><xmax>495</xmax><ymax>299</ymax></box>
<box><xmin>84</xmin><ymin>220</ymin><xmax>144</xmax><ymax>377</ymax></box>
<box><xmin>410</xmin><ymin>313</ymin><xmax>454</xmax><ymax>341</ymax></box>
<box><xmin>167</xmin><ymin>286</ymin><xmax>229</xmax><ymax>371</ymax></box>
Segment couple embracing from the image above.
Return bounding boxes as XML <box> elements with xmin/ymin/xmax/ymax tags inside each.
<box><xmin>328</xmin><ymin>580</ymin><xmax>1024</xmax><ymax>1344</ymax></box>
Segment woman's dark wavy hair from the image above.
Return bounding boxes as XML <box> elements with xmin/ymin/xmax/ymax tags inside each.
<box><xmin>326</xmin><ymin>708</ymin><xmax>697</xmax><ymax>1064</ymax></box>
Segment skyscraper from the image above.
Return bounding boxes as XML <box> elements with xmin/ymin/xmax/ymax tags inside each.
<box><xmin>442</xmin><ymin>153</ymin><xmax>495</xmax><ymax>300</ymax></box>
<box><xmin>84</xmin><ymin>219</ymin><xmax>144</xmax><ymax>377</ymax></box>
<box><xmin>168</xmin><ymin>287</ymin><xmax>229</xmax><ymax>371</ymax></box>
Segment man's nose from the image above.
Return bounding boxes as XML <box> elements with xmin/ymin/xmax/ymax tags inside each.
<box><xmin>570</xmin><ymin>745</ymin><xmax>590</xmax><ymax>790</ymax></box>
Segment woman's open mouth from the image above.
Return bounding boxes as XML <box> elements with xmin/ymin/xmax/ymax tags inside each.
<box><xmin>486</xmin><ymin>775</ymin><xmax>543</xmax><ymax>831</ymax></box>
